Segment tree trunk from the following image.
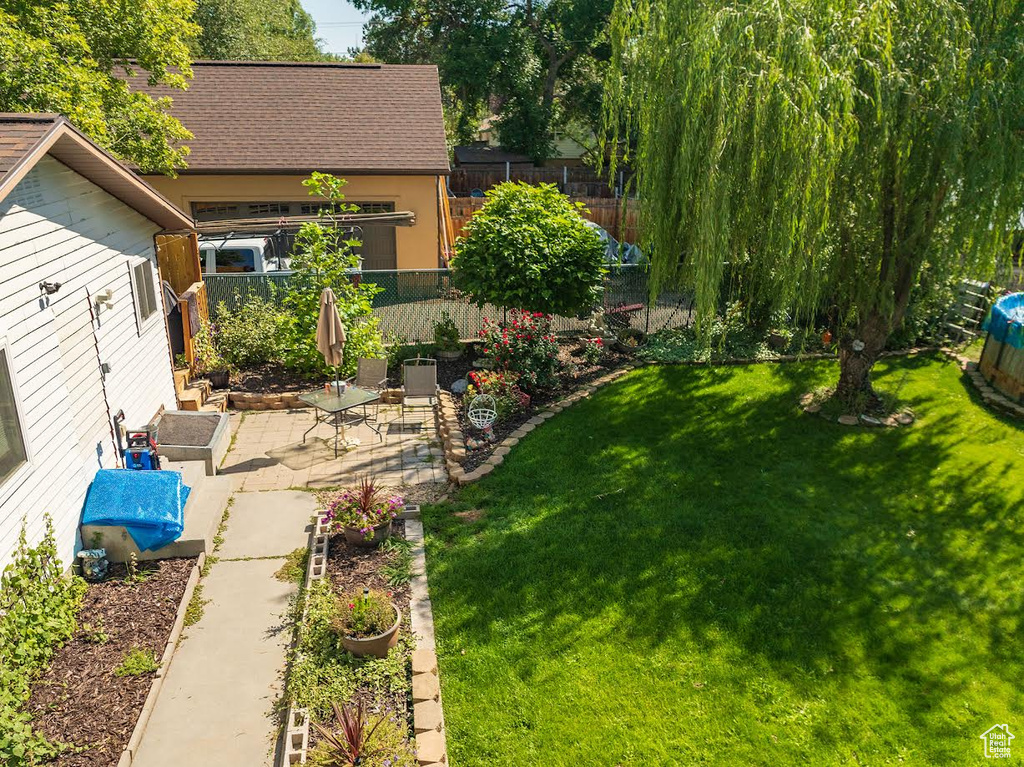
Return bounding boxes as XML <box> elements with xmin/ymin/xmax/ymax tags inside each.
<box><xmin>835</xmin><ymin>311</ymin><xmax>890</xmax><ymax>407</ymax></box>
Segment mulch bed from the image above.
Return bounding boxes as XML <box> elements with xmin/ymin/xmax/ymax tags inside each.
<box><xmin>26</xmin><ymin>558</ymin><xmax>193</xmax><ymax>766</ymax></box>
<box><xmin>229</xmin><ymin>363</ymin><xmax>321</xmax><ymax>393</ymax></box>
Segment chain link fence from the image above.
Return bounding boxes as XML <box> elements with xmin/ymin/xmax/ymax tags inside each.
<box><xmin>204</xmin><ymin>267</ymin><xmax>695</xmax><ymax>342</ymax></box>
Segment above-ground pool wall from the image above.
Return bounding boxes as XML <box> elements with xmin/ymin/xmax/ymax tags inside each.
<box><xmin>980</xmin><ymin>336</ymin><xmax>1024</xmax><ymax>402</ymax></box>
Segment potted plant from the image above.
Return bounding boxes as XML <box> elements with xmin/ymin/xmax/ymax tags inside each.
<box><xmin>333</xmin><ymin>587</ymin><xmax>401</xmax><ymax>658</ymax></box>
<box><xmin>613</xmin><ymin>327</ymin><xmax>647</xmax><ymax>354</ymax></box>
<box><xmin>192</xmin><ymin>320</ymin><xmax>231</xmax><ymax>388</ymax></box>
<box><xmin>433</xmin><ymin>312</ymin><xmax>463</xmax><ymax>361</ymax></box>
<box><xmin>322</xmin><ymin>477</ymin><xmax>403</xmax><ymax>547</ymax></box>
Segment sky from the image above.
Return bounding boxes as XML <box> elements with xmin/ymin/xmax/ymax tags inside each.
<box><xmin>303</xmin><ymin>0</ymin><xmax>370</xmax><ymax>57</ymax></box>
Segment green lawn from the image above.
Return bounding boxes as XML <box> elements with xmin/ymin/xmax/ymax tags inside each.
<box><xmin>422</xmin><ymin>355</ymin><xmax>1024</xmax><ymax>766</ymax></box>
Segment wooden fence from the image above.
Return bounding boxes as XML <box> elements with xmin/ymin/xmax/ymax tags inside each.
<box><xmin>449</xmin><ymin>197</ymin><xmax>640</xmax><ymax>245</ymax></box>
<box><xmin>448</xmin><ymin>166</ymin><xmax>631</xmax><ymax>198</ymax></box>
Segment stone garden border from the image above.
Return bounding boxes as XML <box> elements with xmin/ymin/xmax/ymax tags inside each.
<box><xmin>117</xmin><ymin>552</ymin><xmax>207</xmax><ymax>767</ymax></box>
<box><xmin>437</xmin><ymin>365</ymin><xmax>639</xmax><ymax>486</ymax></box>
<box><xmin>279</xmin><ymin>505</ymin><xmax>447</xmax><ymax>766</ymax></box>
<box><xmin>229</xmin><ymin>391</ymin><xmax>311</xmax><ymax>411</ymax></box>
<box><xmin>954</xmin><ymin>354</ymin><xmax>1024</xmax><ymax>420</ymax></box>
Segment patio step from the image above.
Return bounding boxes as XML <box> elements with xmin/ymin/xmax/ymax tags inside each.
<box><xmin>179</xmin><ymin>380</ymin><xmax>215</xmax><ymax>411</ymax></box>
<box><xmin>200</xmin><ymin>393</ymin><xmax>229</xmax><ymax>413</ymax></box>
<box><xmin>173</xmin><ymin>367</ymin><xmax>191</xmax><ymax>395</ymax></box>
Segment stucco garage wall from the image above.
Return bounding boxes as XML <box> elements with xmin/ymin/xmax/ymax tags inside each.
<box><xmin>143</xmin><ymin>173</ymin><xmax>442</xmax><ymax>270</ymax></box>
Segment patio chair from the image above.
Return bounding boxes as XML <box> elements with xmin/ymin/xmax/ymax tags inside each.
<box><xmin>346</xmin><ymin>357</ymin><xmax>388</xmax><ymax>423</ymax></box>
<box><xmin>400</xmin><ymin>357</ymin><xmax>438</xmax><ymax>431</ymax></box>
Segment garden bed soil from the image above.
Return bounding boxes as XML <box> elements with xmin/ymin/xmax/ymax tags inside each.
<box><xmin>227</xmin><ymin>338</ymin><xmax>628</xmax><ymax>400</ymax></box>
<box><xmin>316</xmin><ymin>520</ymin><xmax>412</xmax><ymax>735</ymax></box>
<box><xmin>454</xmin><ymin>342</ymin><xmax>634</xmax><ymax>471</ymax></box>
<box><xmin>229</xmin><ymin>363</ymin><xmax>323</xmax><ymax>394</ymax></box>
<box><xmin>26</xmin><ymin>558</ymin><xmax>193</xmax><ymax>766</ymax></box>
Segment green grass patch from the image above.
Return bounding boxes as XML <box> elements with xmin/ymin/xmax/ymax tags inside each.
<box><xmin>183</xmin><ymin>583</ymin><xmax>209</xmax><ymax>628</ymax></box>
<box><xmin>275</xmin><ymin>547</ymin><xmax>310</xmax><ymax>586</ymax></box>
<box><xmin>114</xmin><ymin>647</ymin><xmax>160</xmax><ymax>677</ymax></box>
<box><xmin>423</xmin><ymin>354</ymin><xmax>1023</xmax><ymax>765</ymax></box>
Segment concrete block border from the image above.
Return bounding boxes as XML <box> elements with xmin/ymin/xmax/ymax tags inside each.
<box><xmin>117</xmin><ymin>552</ymin><xmax>207</xmax><ymax>767</ymax></box>
<box><xmin>278</xmin><ymin>512</ymin><xmax>328</xmax><ymax>766</ymax></box>
<box><xmin>280</xmin><ymin>505</ymin><xmax>445</xmax><ymax>765</ymax></box>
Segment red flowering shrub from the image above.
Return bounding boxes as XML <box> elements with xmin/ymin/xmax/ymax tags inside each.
<box><xmin>581</xmin><ymin>337</ymin><xmax>604</xmax><ymax>365</ymax></box>
<box><xmin>478</xmin><ymin>311</ymin><xmax>561</xmax><ymax>390</ymax></box>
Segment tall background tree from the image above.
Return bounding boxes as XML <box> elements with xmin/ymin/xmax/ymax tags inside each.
<box><xmin>191</xmin><ymin>0</ymin><xmax>329</xmax><ymax>61</ymax></box>
<box><xmin>352</xmin><ymin>0</ymin><xmax>613</xmax><ymax>162</ymax></box>
<box><xmin>0</xmin><ymin>0</ymin><xmax>197</xmax><ymax>174</ymax></box>
<box><xmin>605</xmin><ymin>0</ymin><xmax>1024</xmax><ymax>402</ymax></box>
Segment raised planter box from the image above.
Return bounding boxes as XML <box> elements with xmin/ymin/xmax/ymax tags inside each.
<box><xmin>155</xmin><ymin>411</ymin><xmax>231</xmax><ymax>476</ymax></box>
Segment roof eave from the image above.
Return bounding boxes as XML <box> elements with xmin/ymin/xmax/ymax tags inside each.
<box><xmin>0</xmin><ymin>119</ymin><xmax>194</xmax><ymax>231</ymax></box>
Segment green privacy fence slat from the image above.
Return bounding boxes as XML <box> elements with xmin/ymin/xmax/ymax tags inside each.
<box><xmin>204</xmin><ymin>267</ymin><xmax>693</xmax><ymax>342</ymax></box>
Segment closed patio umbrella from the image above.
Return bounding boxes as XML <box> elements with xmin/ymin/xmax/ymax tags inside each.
<box><xmin>316</xmin><ymin>287</ymin><xmax>346</xmax><ymax>392</ymax></box>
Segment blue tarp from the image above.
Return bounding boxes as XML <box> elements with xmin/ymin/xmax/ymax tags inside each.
<box><xmin>82</xmin><ymin>469</ymin><xmax>190</xmax><ymax>551</ymax></box>
<box><xmin>983</xmin><ymin>292</ymin><xmax>1024</xmax><ymax>349</ymax></box>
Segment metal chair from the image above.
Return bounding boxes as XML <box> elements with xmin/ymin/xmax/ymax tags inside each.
<box><xmin>347</xmin><ymin>357</ymin><xmax>388</xmax><ymax>422</ymax></box>
<box><xmin>400</xmin><ymin>357</ymin><xmax>438</xmax><ymax>430</ymax></box>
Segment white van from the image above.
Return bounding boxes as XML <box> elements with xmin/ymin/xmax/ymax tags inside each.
<box><xmin>199</xmin><ymin>237</ymin><xmax>289</xmax><ymax>275</ymax></box>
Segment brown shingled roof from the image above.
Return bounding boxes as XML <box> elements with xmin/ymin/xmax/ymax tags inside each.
<box><xmin>0</xmin><ymin>112</ymin><xmax>192</xmax><ymax>230</ymax></box>
<box><xmin>132</xmin><ymin>61</ymin><xmax>450</xmax><ymax>176</ymax></box>
<box><xmin>0</xmin><ymin>113</ymin><xmax>61</xmax><ymax>175</ymax></box>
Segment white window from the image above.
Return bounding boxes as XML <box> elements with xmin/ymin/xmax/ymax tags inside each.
<box><xmin>131</xmin><ymin>259</ymin><xmax>159</xmax><ymax>325</ymax></box>
<box><xmin>0</xmin><ymin>346</ymin><xmax>28</xmax><ymax>485</ymax></box>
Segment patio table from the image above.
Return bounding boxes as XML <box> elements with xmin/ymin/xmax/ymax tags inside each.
<box><xmin>299</xmin><ymin>386</ymin><xmax>383</xmax><ymax>458</ymax></box>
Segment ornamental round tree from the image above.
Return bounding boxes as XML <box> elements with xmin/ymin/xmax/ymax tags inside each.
<box><xmin>452</xmin><ymin>182</ymin><xmax>607</xmax><ymax>317</ymax></box>
<box><xmin>604</xmin><ymin>0</ymin><xmax>1024</xmax><ymax>405</ymax></box>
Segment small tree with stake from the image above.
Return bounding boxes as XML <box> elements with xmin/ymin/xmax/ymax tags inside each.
<box><xmin>452</xmin><ymin>182</ymin><xmax>607</xmax><ymax>317</ymax></box>
<box><xmin>605</xmin><ymin>0</ymin><xmax>1024</xmax><ymax>408</ymax></box>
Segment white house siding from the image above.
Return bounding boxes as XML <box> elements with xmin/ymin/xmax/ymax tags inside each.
<box><xmin>0</xmin><ymin>156</ymin><xmax>177</xmax><ymax>571</ymax></box>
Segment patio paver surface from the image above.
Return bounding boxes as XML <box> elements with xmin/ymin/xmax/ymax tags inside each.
<box><xmin>221</xmin><ymin>405</ymin><xmax>445</xmax><ymax>491</ymax></box>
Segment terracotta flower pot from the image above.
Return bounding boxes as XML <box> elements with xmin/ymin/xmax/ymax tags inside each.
<box><xmin>343</xmin><ymin>519</ymin><xmax>392</xmax><ymax>548</ymax></box>
<box><xmin>340</xmin><ymin>604</ymin><xmax>401</xmax><ymax>658</ymax></box>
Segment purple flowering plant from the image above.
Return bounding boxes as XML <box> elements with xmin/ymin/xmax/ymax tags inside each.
<box><xmin>322</xmin><ymin>476</ymin><xmax>404</xmax><ymax>538</ymax></box>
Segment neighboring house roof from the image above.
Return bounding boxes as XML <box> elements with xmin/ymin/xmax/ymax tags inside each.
<box><xmin>0</xmin><ymin>113</ymin><xmax>193</xmax><ymax>230</ymax></box>
<box><xmin>453</xmin><ymin>144</ymin><xmax>534</xmax><ymax>166</ymax></box>
<box><xmin>130</xmin><ymin>61</ymin><xmax>450</xmax><ymax>176</ymax></box>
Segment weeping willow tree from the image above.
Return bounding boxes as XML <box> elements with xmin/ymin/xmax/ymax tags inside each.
<box><xmin>604</xmin><ymin>0</ymin><xmax>1024</xmax><ymax>402</ymax></box>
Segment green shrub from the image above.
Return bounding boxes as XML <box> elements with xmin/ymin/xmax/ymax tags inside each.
<box><xmin>0</xmin><ymin>519</ymin><xmax>86</xmax><ymax>765</ymax></box>
<box><xmin>282</xmin><ymin>173</ymin><xmax>385</xmax><ymax>378</ymax></box>
<box><xmin>453</xmin><ymin>182</ymin><xmax>607</xmax><ymax>316</ymax></box>
<box><xmin>191</xmin><ymin>318</ymin><xmax>228</xmax><ymax>375</ymax></box>
<box><xmin>214</xmin><ymin>294</ymin><xmax>290</xmax><ymax>367</ymax></box>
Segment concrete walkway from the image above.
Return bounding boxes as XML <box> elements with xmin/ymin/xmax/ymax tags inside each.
<box><xmin>133</xmin><ymin>491</ymin><xmax>315</xmax><ymax>767</ymax></box>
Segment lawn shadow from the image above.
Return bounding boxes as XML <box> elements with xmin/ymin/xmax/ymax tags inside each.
<box><xmin>424</xmin><ymin>356</ymin><xmax>1024</xmax><ymax>741</ymax></box>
